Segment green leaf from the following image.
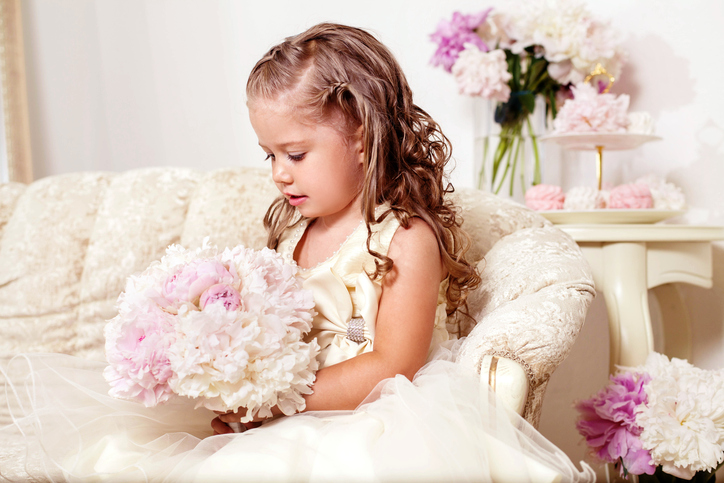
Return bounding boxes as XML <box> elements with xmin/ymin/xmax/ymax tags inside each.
<box><xmin>519</xmin><ymin>91</ymin><xmax>535</xmax><ymax>115</ymax></box>
<box><xmin>548</xmin><ymin>90</ymin><xmax>558</xmax><ymax>119</ymax></box>
<box><xmin>525</xmin><ymin>60</ymin><xmax>547</xmax><ymax>91</ymax></box>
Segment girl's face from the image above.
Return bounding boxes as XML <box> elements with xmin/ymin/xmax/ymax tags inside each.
<box><xmin>249</xmin><ymin>97</ymin><xmax>365</xmax><ymax>225</ymax></box>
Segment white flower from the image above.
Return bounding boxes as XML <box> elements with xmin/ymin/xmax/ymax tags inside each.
<box><xmin>475</xmin><ymin>11</ymin><xmax>515</xmax><ymax>50</ymax></box>
<box><xmin>506</xmin><ymin>0</ymin><xmax>624</xmax><ymax>84</ymax></box>
<box><xmin>634</xmin><ymin>353</ymin><xmax>724</xmax><ymax>478</ymax></box>
<box><xmin>451</xmin><ymin>46</ymin><xmax>512</xmax><ymax>102</ymax></box>
<box><xmin>166</xmin><ymin>245</ymin><xmax>318</xmax><ymax>421</ymax></box>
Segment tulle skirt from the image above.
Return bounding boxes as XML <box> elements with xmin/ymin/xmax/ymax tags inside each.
<box><xmin>1</xmin><ymin>345</ymin><xmax>594</xmax><ymax>482</ymax></box>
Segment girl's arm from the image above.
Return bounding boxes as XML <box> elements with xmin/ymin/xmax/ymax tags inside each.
<box><xmin>214</xmin><ymin>218</ymin><xmax>444</xmax><ymax>432</ymax></box>
<box><xmin>302</xmin><ymin>217</ymin><xmax>445</xmax><ymax>410</ymax></box>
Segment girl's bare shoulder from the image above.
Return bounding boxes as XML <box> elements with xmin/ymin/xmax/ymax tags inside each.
<box><xmin>387</xmin><ymin>217</ymin><xmax>442</xmax><ymax>269</ymax></box>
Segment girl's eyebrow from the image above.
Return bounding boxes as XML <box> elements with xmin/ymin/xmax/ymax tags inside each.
<box><xmin>258</xmin><ymin>140</ymin><xmax>308</xmax><ymax>149</ymax></box>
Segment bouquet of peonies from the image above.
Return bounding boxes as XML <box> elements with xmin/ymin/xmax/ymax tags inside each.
<box><xmin>575</xmin><ymin>352</ymin><xmax>724</xmax><ymax>481</ymax></box>
<box><xmin>430</xmin><ymin>0</ymin><xmax>625</xmax><ymax>195</ymax></box>
<box><xmin>104</xmin><ymin>239</ymin><xmax>319</xmax><ymax>425</ymax></box>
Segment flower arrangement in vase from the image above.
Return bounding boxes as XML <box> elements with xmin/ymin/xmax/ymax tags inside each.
<box><xmin>430</xmin><ymin>0</ymin><xmax>625</xmax><ymax>198</ymax></box>
<box><xmin>575</xmin><ymin>352</ymin><xmax>724</xmax><ymax>482</ymax></box>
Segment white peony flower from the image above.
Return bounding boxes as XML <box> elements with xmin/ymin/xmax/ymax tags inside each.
<box><xmin>506</xmin><ymin>0</ymin><xmax>624</xmax><ymax>84</ymax></box>
<box><xmin>475</xmin><ymin>11</ymin><xmax>515</xmax><ymax>50</ymax></box>
<box><xmin>634</xmin><ymin>353</ymin><xmax>724</xmax><ymax>478</ymax></box>
<box><xmin>451</xmin><ymin>46</ymin><xmax>512</xmax><ymax>102</ymax></box>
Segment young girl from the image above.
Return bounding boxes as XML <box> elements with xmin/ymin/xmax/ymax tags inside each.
<box><xmin>1</xmin><ymin>23</ymin><xmax>594</xmax><ymax>482</ymax></box>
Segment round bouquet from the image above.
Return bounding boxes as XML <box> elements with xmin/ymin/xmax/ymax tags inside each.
<box><xmin>575</xmin><ymin>353</ymin><xmax>724</xmax><ymax>481</ymax></box>
<box><xmin>103</xmin><ymin>239</ymin><xmax>319</xmax><ymax>423</ymax></box>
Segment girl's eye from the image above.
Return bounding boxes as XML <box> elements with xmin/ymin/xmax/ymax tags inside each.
<box><xmin>288</xmin><ymin>153</ymin><xmax>306</xmax><ymax>162</ymax></box>
<box><xmin>264</xmin><ymin>153</ymin><xmax>275</xmax><ymax>162</ymax></box>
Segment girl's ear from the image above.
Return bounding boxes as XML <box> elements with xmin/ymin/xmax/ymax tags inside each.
<box><xmin>353</xmin><ymin>125</ymin><xmax>365</xmax><ymax>163</ymax></box>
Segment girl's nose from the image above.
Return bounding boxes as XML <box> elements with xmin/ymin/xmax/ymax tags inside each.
<box><xmin>271</xmin><ymin>161</ymin><xmax>292</xmax><ymax>185</ymax></box>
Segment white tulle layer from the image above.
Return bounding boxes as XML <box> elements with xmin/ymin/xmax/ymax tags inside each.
<box><xmin>1</xmin><ymin>346</ymin><xmax>594</xmax><ymax>482</ymax></box>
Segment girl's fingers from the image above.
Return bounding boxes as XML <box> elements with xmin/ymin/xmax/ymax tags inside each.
<box><xmin>243</xmin><ymin>421</ymin><xmax>263</xmax><ymax>431</ymax></box>
<box><xmin>217</xmin><ymin>410</ymin><xmax>246</xmax><ymax>423</ymax></box>
<box><xmin>211</xmin><ymin>417</ymin><xmax>234</xmax><ymax>435</ymax></box>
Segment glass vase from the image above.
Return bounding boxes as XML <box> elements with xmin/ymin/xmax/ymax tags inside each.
<box><xmin>473</xmin><ymin>96</ymin><xmax>548</xmax><ymax>204</ymax></box>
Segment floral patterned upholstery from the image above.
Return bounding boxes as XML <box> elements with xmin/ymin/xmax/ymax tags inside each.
<box><xmin>0</xmin><ymin>167</ymin><xmax>594</xmax><ymax>433</ymax></box>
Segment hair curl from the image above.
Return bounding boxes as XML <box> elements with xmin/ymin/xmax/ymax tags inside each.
<box><xmin>247</xmin><ymin>23</ymin><xmax>480</xmax><ymax>315</ymax></box>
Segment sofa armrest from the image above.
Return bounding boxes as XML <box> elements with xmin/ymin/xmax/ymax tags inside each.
<box><xmin>456</xmin><ymin>225</ymin><xmax>595</xmax><ymax>424</ymax></box>
<box><xmin>480</xmin><ymin>355</ymin><xmax>529</xmax><ymax>415</ymax></box>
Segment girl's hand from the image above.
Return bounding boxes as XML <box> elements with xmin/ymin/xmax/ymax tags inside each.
<box><xmin>211</xmin><ymin>407</ymin><xmax>279</xmax><ymax>435</ymax></box>
<box><xmin>211</xmin><ymin>413</ymin><xmax>262</xmax><ymax>435</ymax></box>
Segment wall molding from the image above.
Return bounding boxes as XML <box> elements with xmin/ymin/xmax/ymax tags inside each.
<box><xmin>0</xmin><ymin>0</ymin><xmax>33</xmax><ymax>183</ymax></box>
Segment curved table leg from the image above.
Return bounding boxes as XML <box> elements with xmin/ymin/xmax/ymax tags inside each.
<box><xmin>601</xmin><ymin>242</ymin><xmax>654</xmax><ymax>373</ymax></box>
<box><xmin>651</xmin><ymin>284</ymin><xmax>692</xmax><ymax>361</ymax></box>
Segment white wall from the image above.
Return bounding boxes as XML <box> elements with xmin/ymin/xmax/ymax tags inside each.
<box><xmin>20</xmin><ymin>0</ymin><xmax>724</xmax><ymax>474</ymax></box>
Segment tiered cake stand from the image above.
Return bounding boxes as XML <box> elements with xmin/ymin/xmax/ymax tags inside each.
<box><xmin>537</xmin><ymin>133</ymin><xmax>685</xmax><ymax>224</ymax></box>
<box><xmin>539</xmin><ymin>132</ymin><xmax>661</xmax><ymax>190</ymax></box>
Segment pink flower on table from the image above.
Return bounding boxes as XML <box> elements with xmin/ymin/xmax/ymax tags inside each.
<box><xmin>575</xmin><ymin>371</ymin><xmax>655</xmax><ymax>476</ymax></box>
<box><xmin>162</xmin><ymin>259</ymin><xmax>234</xmax><ymax>306</ymax></box>
<box><xmin>524</xmin><ymin>184</ymin><xmax>565</xmax><ymax>210</ymax></box>
<box><xmin>430</xmin><ymin>10</ymin><xmax>491</xmax><ymax>72</ymax></box>
<box><xmin>200</xmin><ymin>283</ymin><xmax>242</xmax><ymax>311</ymax></box>
<box><xmin>609</xmin><ymin>183</ymin><xmax>653</xmax><ymax>209</ymax></box>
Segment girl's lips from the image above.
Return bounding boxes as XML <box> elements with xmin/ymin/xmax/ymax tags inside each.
<box><xmin>288</xmin><ymin>195</ymin><xmax>308</xmax><ymax>207</ymax></box>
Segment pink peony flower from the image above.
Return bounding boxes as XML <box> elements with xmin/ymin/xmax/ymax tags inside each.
<box><xmin>200</xmin><ymin>283</ymin><xmax>242</xmax><ymax>311</ymax></box>
<box><xmin>609</xmin><ymin>183</ymin><xmax>653</xmax><ymax>209</ymax></box>
<box><xmin>430</xmin><ymin>10</ymin><xmax>491</xmax><ymax>72</ymax></box>
<box><xmin>524</xmin><ymin>184</ymin><xmax>565</xmax><ymax>210</ymax></box>
<box><xmin>103</xmin><ymin>306</ymin><xmax>177</xmax><ymax>406</ymax></box>
<box><xmin>162</xmin><ymin>259</ymin><xmax>234</xmax><ymax>306</ymax></box>
<box><xmin>575</xmin><ymin>371</ymin><xmax>656</xmax><ymax>476</ymax></box>
<box><xmin>452</xmin><ymin>47</ymin><xmax>512</xmax><ymax>102</ymax></box>
<box><xmin>553</xmin><ymin>82</ymin><xmax>630</xmax><ymax>134</ymax></box>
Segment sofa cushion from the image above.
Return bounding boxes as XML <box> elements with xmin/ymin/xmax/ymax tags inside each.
<box><xmin>180</xmin><ymin>167</ymin><xmax>278</xmax><ymax>250</ymax></box>
<box><xmin>0</xmin><ymin>173</ymin><xmax>112</xmax><ymax>317</ymax></box>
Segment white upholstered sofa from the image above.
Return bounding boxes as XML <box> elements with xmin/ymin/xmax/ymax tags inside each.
<box><xmin>0</xmin><ymin>167</ymin><xmax>595</xmax><ymax>478</ymax></box>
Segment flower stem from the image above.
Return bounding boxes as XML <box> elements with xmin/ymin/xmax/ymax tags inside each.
<box><xmin>491</xmin><ymin>127</ymin><xmax>512</xmax><ymax>187</ymax></box>
<box><xmin>508</xmin><ymin>126</ymin><xmax>523</xmax><ymax>196</ymax></box>
<box><xmin>526</xmin><ymin>115</ymin><xmax>542</xmax><ymax>185</ymax></box>
<box><xmin>495</xmin><ymin>126</ymin><xmax>519</xmax><ymax>195</ymax></box>
<box><xmin>478</xmin><ymin>136</ymin><xmax>490</xmax><ymax>190</ymax></box>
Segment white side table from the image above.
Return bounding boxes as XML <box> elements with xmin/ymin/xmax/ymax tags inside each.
<box><xmin>556</xmin><ymin>224</ymin><xmax>724</xmax><ymax>373</ymax></box>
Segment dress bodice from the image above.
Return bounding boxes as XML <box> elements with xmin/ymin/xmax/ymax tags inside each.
<box><xmin>277</xmin><ymin>212</ymin><xmax>450</xmax><ymax>369</ymax></box>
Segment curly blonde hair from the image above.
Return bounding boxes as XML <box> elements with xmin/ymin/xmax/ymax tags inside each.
<box><xmin>247</xmin><ymin>23</ymin><xmax>480</xmax><ymax>315</ymax></box>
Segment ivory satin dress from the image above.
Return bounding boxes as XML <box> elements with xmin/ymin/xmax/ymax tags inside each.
<box><xmin>0</xmin><ymin>213</ymin><xmax>594</xmax><ymax>482</ymax></box>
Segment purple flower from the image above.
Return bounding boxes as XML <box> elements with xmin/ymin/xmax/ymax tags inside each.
<box><xmin>430</xmin><ymin>9</ymin><xmax>492</xmax><ymax>72</ymax></box>
<box><xmin>575</xmin><ymin>371</ymin><xmax>656</xmax><ymax>476</ymax></box>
